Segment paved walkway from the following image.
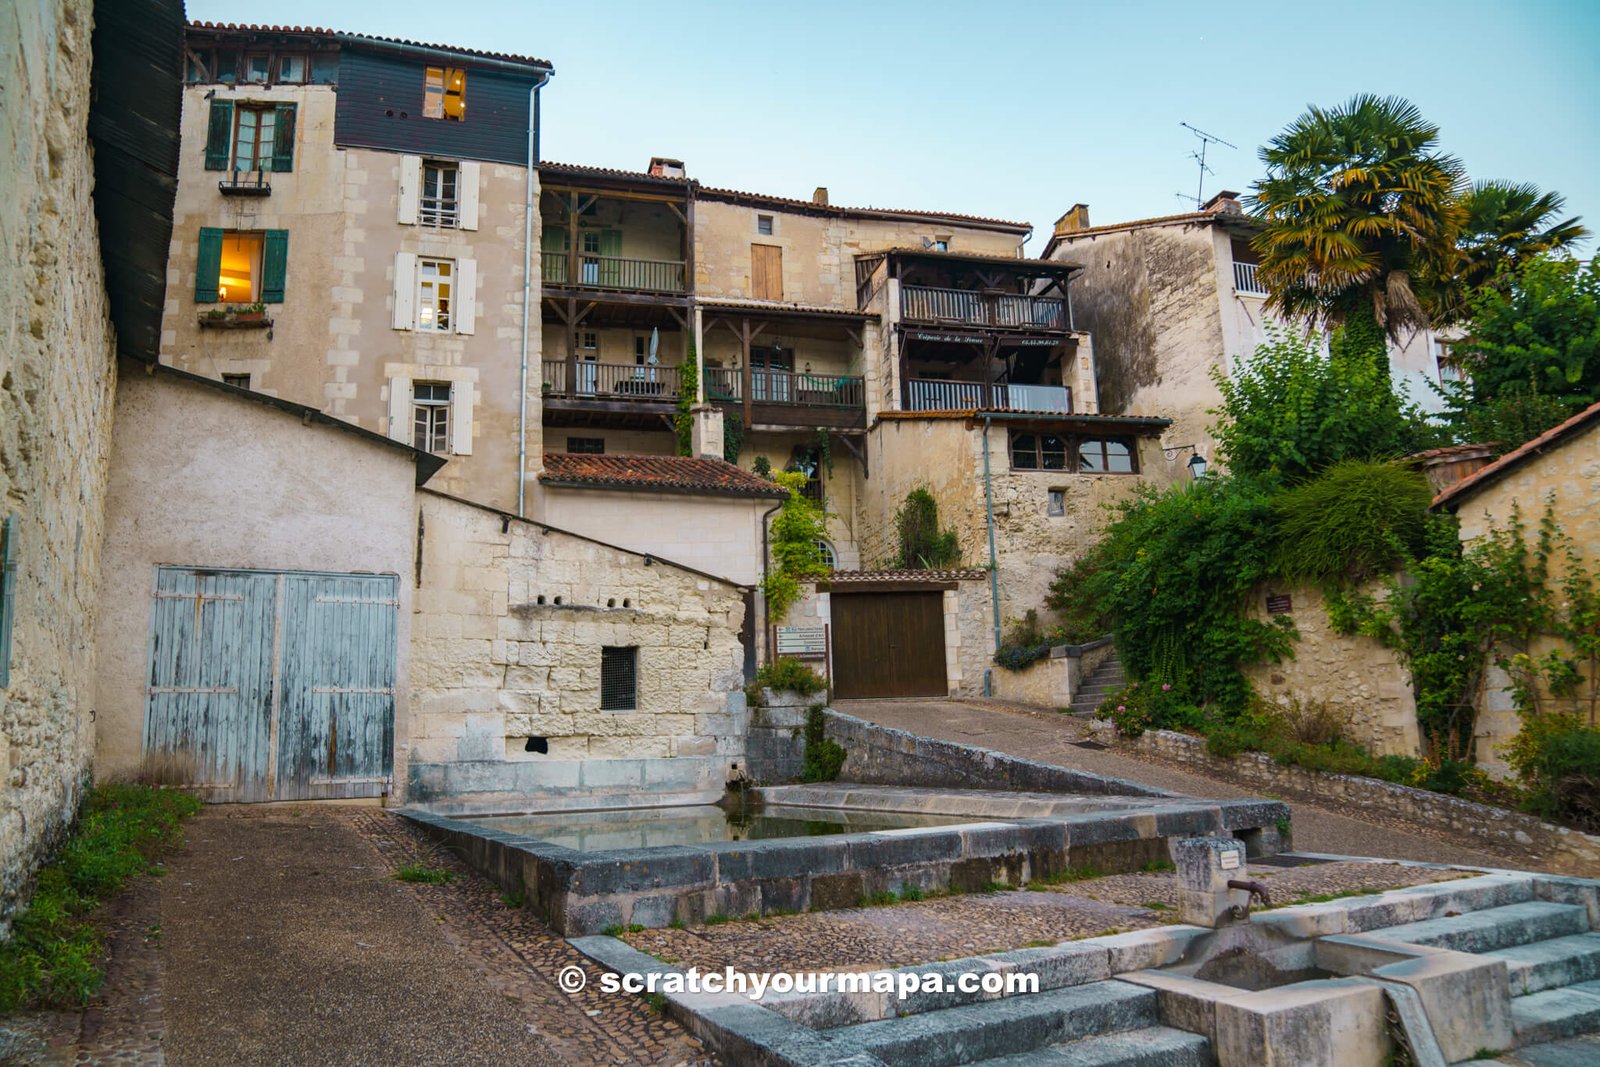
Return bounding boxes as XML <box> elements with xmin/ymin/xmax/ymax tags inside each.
<box><xmin>837</xmin><ymin>699</ymin><xmax>1529</xmax><ymax>870</ymax></box>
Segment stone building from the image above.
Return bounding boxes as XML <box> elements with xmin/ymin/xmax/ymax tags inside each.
<box><xmin>161</xmin><ymin>23</ymin><xmax>553</xmax><ymax>512</ymax></box>
<box><xmin>1041</xmin><ymin>195</ymin><xmax>1454</xmax><ymax>468</ymax></box>
<box><xmin>1431</xmin><ymin>399</ymin><xmax>1600</xmax><ymax>775</ymax></box>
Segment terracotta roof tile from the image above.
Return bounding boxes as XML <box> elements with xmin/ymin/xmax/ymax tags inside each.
<box><xmin>187</xmin><ymin>21</ymin><xmax>553</xmax><ymax>69</ymax></box>
<box><xmin>1431</xmin><ymin>400</ymin><xmax>1600</xmax><ymax>510</ymax></box>
<box><xmin>824</xmin><ymin>568</ymin><xmax>990</xmax><ymax>582</ymax></box>
<box><xmin>540</xmin><ymin>453</ymin><xmax>787</xmax><ymax>498</ymax></box>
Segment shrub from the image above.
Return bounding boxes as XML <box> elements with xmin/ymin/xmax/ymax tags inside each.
<box><xmin>752</xmin><ymin>657</ymin><xmax>827</xmax><ymax>697</ymax></box>
<box><xmin>1043</xmin><ymin>549</ymin><xmax>1112</xmax><ymax>642</ymax></box>
<box><xmin>994</xmin><ymin>610</ymin><xmax>1054</xmax><ymax>672</ymax></box>
<box><xmin>1507</xmin><ymin>714</ymin><xmax>1600</xmax><ymax>832</ymax></box>
<box><xmin>762</xmin><ymin>471</ymin><xmax>830</xmax><ymax>620</ymax></box>
<box><xmin>1099</xmin><ymin>681</ymin><xmax>1203</xmax><ymax>737</ymax></box>
<box><xmin>893</xmin><ymin>488</ymin><xmax>960</xmax><ymax>569</ymax></box>
<box><xmin>800</xmin><ymin>706</ymin><xmax>846</xmax><ymax>782</ymax></box>
<box><xmin>1273</xmin><ymin>461</ymin><xmax>1434</xmax><ymax>584</ymax></box>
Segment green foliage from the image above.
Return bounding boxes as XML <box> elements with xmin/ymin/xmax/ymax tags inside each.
<box><xmin>752</xmin><ymin>657</ymin><xmax>826</xmax><ymax>697</ymax></box>
<box><xmin>893</xmin><ymin>488</ymin><xmax>961</xmax><ymax>569</ymax></box>
<box><xmin>752</xmin><ymin>455</ymin><xmax>772</xmax><ymax>478</ymax></box>
<box><xmin>800</xmin><ymin>706</ymin><xmax>846</xmax><ymax>783</ymax></box>
<box><xmin>722</xmin><ymin>407</ymin><xmax>745</xmax><ymax>465</ymax></box>
<box><xmin>1099</xmin><ymin>680</ymin><xmax>1205</xmax><ymax>737</ymax></box>
<box><xmin>762</xmin><ymin>470</ymin><xmax>830</xmax><ymax>621</ymax></box>
<box><xmin>1443</xmin><ymin>256</ymin><xmax>1600</xmax><ymax>453</ymax></box>
<box><xmin>674</xmin><ymin>346</ymin><xmax>699</xmax><ymax>456</ymax></box>
<box><xmin>1454</xmin><ymin>180</ymin><xmax>1590</xmax><ymax>304</ymax></box>
<box><xmin>395</xmin><ymin>863</ymin><xmax>453</xmax><ymax>884</ymax></box>
<box><xmin>1273</xmin><ymin>461</ymin><xmax>1434</xmax><ymax>584</ymax></box>
<box><xmin>1044</xmin><ymin>550</ymin><xmax>1113</xmax><ymax>643</ymax></box>
<box><xmin>1212</xmin><ymin>327</ymin><xmax>1422</xmax><ymax>481</ymax></box>
<box><xmin>1506</xmin><ymin>714</ymin><xmax>1600</xmax><ymax>832</ymax></box>
<box><xmin>993</xmin><ymin>610</ymin><xmax>1054</xmax><ymax>672</ymax></box>
<box><xmin>0</xmin><ymin>785</ymin><xmax>201</xmax><ymax>1011</ymax></box>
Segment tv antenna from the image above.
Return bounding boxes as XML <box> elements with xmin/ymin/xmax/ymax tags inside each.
<box><xmin>1180</xmin><ymin>122</ymin><xmax>1237</xmax><ymax>209</ymax></box>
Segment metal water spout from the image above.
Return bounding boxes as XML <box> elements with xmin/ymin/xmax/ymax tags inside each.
<box><xmin>1226</xmin><ymin>878</ymin><xmax>1272</xmax><ymax>919</ymax></box>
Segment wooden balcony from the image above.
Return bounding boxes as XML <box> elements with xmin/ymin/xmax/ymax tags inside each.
<box><xmin>901</xmin><ymin>285</ymin><xmax>1066</xmax><ymax>331</ymax></box>
<box><xmin>542</xmin><ymin>251</ymin><xmax>687</xmax><ymax>294</ymax></box>
<box><xmin>904</xmin><ymin>379</ymin><xmax>1072</xmax><ymax>414</ymax></box>
<box><xmin>706</xmin><ymin>367</ymin><xmax>867</xmax><ymax>430</ymax></box>
<box><xmin>542</xmin><ymin>361</ymin><xmax>683</xmax><ymax>400</ymax></box>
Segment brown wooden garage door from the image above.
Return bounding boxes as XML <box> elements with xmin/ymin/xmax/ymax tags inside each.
<box><xmin>831</xmin><ymin>591</ymin><xmax>947</xmax><ymax>698</ymax></box>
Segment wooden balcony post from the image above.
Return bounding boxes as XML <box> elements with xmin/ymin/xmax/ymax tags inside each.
<box><xmin>740</xmin><ymin>317</ymin><xmax>754</xmax><ymax>428</ymax></box>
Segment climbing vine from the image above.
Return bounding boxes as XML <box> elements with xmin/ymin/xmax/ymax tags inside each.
<box><xmin>763</xmin><ymin>470</ymin><xmax>830</xmax><ymax>621</ymax></box>
<box><xmin>674</xmin><ymin>344</ymin><xmax>698</xmax><ymax>456</ymax></box>
<box><xmin>893</xmin><ymin>488</ymin><xmax>960</xmax><ymax>569</ymax></box>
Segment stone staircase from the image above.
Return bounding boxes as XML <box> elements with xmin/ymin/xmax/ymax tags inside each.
<box><xmin>1068</xmin><ymin>651</ymin><xmax>1126</xmax><ymax>717</ymax></box>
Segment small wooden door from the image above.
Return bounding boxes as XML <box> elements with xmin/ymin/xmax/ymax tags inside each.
<box><xmin>751</xmin><ymin>243</ymin><xmax>783</xmax><ymax>300</ymax></box>
<box><xmin>831</xmin><ymin>591</ymin><xmax>947</xmax><ymax>698</ymax></box>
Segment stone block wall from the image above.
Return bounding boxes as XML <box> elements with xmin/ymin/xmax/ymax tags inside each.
<box><xmin>0</xmin><ymin>0</ymin><xmax>120</xmax><ymax>928</ymax></box>
<box><xmin>407</xmin><ymin>490</ymin><xmax>749</xmax><ymax>812</ymax></box>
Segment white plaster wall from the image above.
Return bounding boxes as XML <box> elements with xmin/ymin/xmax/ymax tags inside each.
<box><xmin>93</xmin><ymin>371</ymin><xmax>419</xmax><ymax>783</ymax></box>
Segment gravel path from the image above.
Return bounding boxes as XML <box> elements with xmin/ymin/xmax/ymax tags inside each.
<box><xmin>837</xmin><ymin>699</ymin><xmax>1529</xmax><ymax>869</ymax></box>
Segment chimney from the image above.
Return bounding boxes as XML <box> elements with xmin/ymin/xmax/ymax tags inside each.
<box><xmin>1201</xmin><ymin>190</ymin><xmax>1242</xmax><ymax>214</ymax></box>
<box><xmin>1054</xmin><ymin>203</ymin><xmax>1091</xmax><ymax>237</ymax></box>
<box><xmin>648</xmin><ymin>156</ymin><xmax>686</xmax><ymax>178</ymax></box>
<box><xmin>690</xmin><ymin>404</ymin><xmax>724</xmax><ymax>461</ymax></box>
<box><xmin>812</xmin><ymin>186</ymin><xmax>829</xmax><ymax>206</ymax></box>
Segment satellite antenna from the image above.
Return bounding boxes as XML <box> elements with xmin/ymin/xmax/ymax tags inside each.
<box><xmin>1180</xmin><ymin>122</ymin><xmax>1237</xmax><ymax>209</ymax></box>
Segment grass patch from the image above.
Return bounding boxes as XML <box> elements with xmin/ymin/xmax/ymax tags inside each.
<box><xmin>0</xmin><ymin>784</ymin><xmax>202</xmax><ymax>1011</ymax></box>
<box><xmin>1022</xmin><ymin>938</ymin><xmax>1056</xmax><ymax>948</ymax></box>
<box><xmin>703</xmin><ymin>913</ymin><xmax>730</xmax><ymax>926</ymax></box>
<box><xmin>898</xmin><ymin>885</ymin><xmax>925</xmax><ymax>902</ymax></box>
<box><xmin>395</xmin><ymin>863</ymin><xmax>453</xmax><ymax>885</ymax></box>
<box><xmin>667</xmin><ymin>917</ymin><xmax>685</xmax><ymax>930</ymax></box>
<box><xmin>1141</xmin><ymin>859</ymin><xmax>1176</xmax><ymax>873</ymax></box>
<box><xmin>1026</xmin><ymin>865</ymin><xmax>1103</xmax><ymax>890</ymax></box>
<box><xmin>979</xmin><ymin>881</ymin><xmax>1011</xmax><ymax>894</ymax></box>
<box><xmin>861</xmin><ymin>890</ymin><xmax>899</xmax><ymax>907</ymax></box>
<box><xmin>1141</xmin><ymin>901</ymin><xmax>1171</xmax><ymax>911</ymax></box>
<box><xmin>499</xmin><ymin>892</ymin><xmax>524</xmax><ymax>909</ymax></box>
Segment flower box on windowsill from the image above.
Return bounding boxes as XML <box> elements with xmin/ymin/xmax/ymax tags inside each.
<box><xmin>198</xmin><ymin>307</ymin><xmax>272</xmax><ymax>330</ymax></box>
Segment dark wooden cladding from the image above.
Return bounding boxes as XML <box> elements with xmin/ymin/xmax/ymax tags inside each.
<box><xmin>831</xmin><ymin>592</ymin><xmax>947</xmax><ymax>699</ymax></box>
<box><xmin>334</xmin><ymin>50</ymin><xmax>538</xmax><ymax>165</ymax></box>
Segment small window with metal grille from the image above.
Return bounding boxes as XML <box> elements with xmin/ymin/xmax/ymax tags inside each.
<box><xmin>600</xmin><ymin>646</ymin><xmax>638</xmax><ymax>711</ymax></box>
<box><xmin>421</xmin><ymin>160</ymin><xmax>459</xmax><ymax>227</ymax></box>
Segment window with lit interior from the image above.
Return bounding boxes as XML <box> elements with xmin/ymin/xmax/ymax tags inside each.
<box><xmin>416</xmin><ymin>258</ymin><xmax>453</xmax><ymax>331</ymax></box>
<box><xmin>423</xmin><ymin>66</ymin><xmax>467</xmax><ymax>121</ymax></box>
<box><xmin>217</xmin><ymin>233</ymin><xmax>264</xmax><ymax>302</ymax></box>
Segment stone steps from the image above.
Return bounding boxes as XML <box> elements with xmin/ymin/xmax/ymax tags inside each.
<box><xmin>821</xmin><ymin>979</ymin><xmax>1157</xmax><ymax>1066</ymax></box>
<box><xmin>1068</xmin><ymin>655</ymin><xmax>1125</xmax><ymax>716</ymax></box>
<box><xmin>1511</xmin><ymin>981</ymin><xmax>1600</xmax><ymax>1046</ymax></box>
<box><xmin>1487</xmin><ymin>933</ymin><xmax>1600</xmax><ymax>996</ymax></box>
<box><xmin>1368</xmin><ymin>901</ymin><xmax>1591</xmax><ymax>956</ymax></box>
<box><xmin>961</xmin><ymin>1025</ymin><xmax>1212</xmax><ymax>1067</ymax></box>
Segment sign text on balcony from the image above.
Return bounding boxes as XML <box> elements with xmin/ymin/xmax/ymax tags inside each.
<box><xmin>909</xmin><ymin>330</ymin><xmax>985</xmax><ymax>345</ymax></box>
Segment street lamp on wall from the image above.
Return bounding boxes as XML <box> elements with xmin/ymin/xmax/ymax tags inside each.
<box><xmin>1163</xmin><ymin>443</ymin><xmax>1208</xmax><ymax>481</ymax></box>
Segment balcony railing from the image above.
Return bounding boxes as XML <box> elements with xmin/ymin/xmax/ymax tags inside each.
<box><xmin>904</xmin><ymin>379</ymin><xmax>1072</xmax><ymax>414</ymax></box>
<box><xmin>706</xmin><ymin>368</ymin><xmax>865</xmax><ymax>409</ymax></box>
<box><xmin>1233</xmin><ymin>261</ymin><xmax>1268</xmax><ymax>295</ymax></box>
<box><xmin>541</xmin><ymin>251</ymin><xmax>687</xmax><ymax>293</ymax></box>
<box><xmin>542</xmin><ymin>361</ymin><xmax>682</xmax><ymax>400</ymax></box>
<box><xmin>219</xmin><ymin>167</ymin><xmax>272</xmax><ymax>196</ymax></box>
<box><xmin>901</xmin><ymin>286</ymin><xmax>1066</xmax><ymax>330</ymax></box>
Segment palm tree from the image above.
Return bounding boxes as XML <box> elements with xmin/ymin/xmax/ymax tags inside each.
<box><xmin>1457</xmin><ymin>179</ymin><xmax>1589</xmax><ymax>293</ymax></box>
<box><xmin>1251</xmin><ymin>95</ymin><xmax>1467</xmax><ymax>357</ymax></box>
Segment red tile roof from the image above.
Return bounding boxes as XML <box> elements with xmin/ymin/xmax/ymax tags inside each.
<box><xmin>1041</xmin><ymin>206</ymin><xmax>1262</xmax><ymax>257</ymax></box>
<box><xmin>824</xmin><ymin>568</ymin><xmax>990</xmax><ymax>582</ymax></box>
<box><xmin>540</xmin><ymin>453</ymin><xmax>787</xmax><ymax>498</ymax></box>
<box><xmin>1431</xmin><ymin>399</ymin><xmax>1600</xmax><ymax>510</ymax></box>
<box><xmin>187</xmin><ymin>21</ymin><xmax>553</xmax><ymax>69</ymax></box>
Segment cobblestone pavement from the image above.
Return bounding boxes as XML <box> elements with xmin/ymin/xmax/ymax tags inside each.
<box><xmin>620</xmin><ymin>861</ymin><xmax>1464</xmax><ymax>974</ymax></box>
<box><xmin>840</xmin><ymin>699</ymin><xmax>1523</xmax><ymax>868</ymax></box>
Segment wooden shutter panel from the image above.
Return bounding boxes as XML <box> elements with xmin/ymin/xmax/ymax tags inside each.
<box><xmin>541</xmin><ymin>225</ymin><xmax>566</xmax><ymax>283</ymax></box>
<box><xmin>270</xmin><ymin>104</ymin><xmax>296</xmax><ymax>172</ymax></box>
<box><xmin>458</xmin><ymin>161</ymin><xmax>480</xmax><ymax>230</ymax></box>
<box><xmin>204</xmin><ymin>99</ymin><xmax>233</xmax><ymax>170</ymax></box>
<box><xmin>751</xmin><ymin>244</ymin><xmax>783</xmax><ymax>300</ymax></box>
<box><xmin>599</xmin><ymin>230</ymin><xmax>622</xmax><ymax>287</ymax></box>
<box><xmin>451</xmin><ymin>381</ymin><xmax>474</xmax><ymax>455</ymax></box>
<box><xmin>454</xmin><ymin>258</ymin><xmax>476</xmax><ymax>335</ymax></box>
<box><xmin>392</xmin><ymin>252</ymin><xmax>416</xmax><ymax>329</ymax></box>
<box><xmin>396</xmin><ymin>156</ymin><xmax>421</xmax><ymax>225</ymax></box>
<box><xmin>387</xmin><ymin>376</ymin><xmax>410</xmax><ymax>443</ymax></box>
<box><xmin>260</xmin><ymin>230</ymin><xmax>289</xmax><ymax>303</ymax></box>
<box><xmin>195</xmin><ymin>227</ymin><xmax>224</xmax><ymax>302</ymax></box>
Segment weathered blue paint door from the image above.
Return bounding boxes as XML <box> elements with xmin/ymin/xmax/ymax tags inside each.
<box><xmin>276</xmin><ymin>573</ymin><xmax>399</xmax><ymax>799</ymax></box>
<box><xmin>143</xmin><ymin>567</ymin><xmax>399</xmax><ymax>802</ymax></box>
<box><xmin>145</xmin><ymin>569</ymin><xmax>279</xmax><ymax>802</ymax></box>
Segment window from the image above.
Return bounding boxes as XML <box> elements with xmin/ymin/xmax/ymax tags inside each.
<box><xmin>816</xmin><ymin>540</ymin><xmax>837</xmax><ymax>569</ymax></box>
<box><xmin>194</xmin><ymin>228</ymin><xmax>289</xmax><ymax>305</ymax></box>
<box><xmin>1078</xmin><ymin>438</ymin><xmax>1137</xmax><ymax>474</ymax></box>
<box><xmin>232</xmin><ymin>104</ymin><xmax>276</xmax><ymax>173</ymax></box>
<box><xmin>567</xmin><ymin>437</ymin><xmax>605</xmax><ymax>454</ymax></box>
<box><xmin>420</xmin><ymin>161</ymin><xmax>459</xmax><ymax>227</ymax></box>
<box><xmin>423</xmin><ymin>66</ymin><xmax>467</xmax><ymax>121</ymax></box>
<box><xmin>1047</xmin><ymin>489</ymin><xmax>1065</xmax><ymax>517</ymax></box>
<box><xmin>930</xmin><ymin>239</ymin><xmax>950</xmax><ymax>252</ymax></box>
<box><xmin>756</xmin><ymin>214</ymin><xmax>774</xmax><ymax>236</ymax></box>
<box><xmin>184</xmin><ymin>51</ymin><xmax>210</xmax><ymax>83</ymax></box>
<box><xmin>412</xmin><ymin>382</ymin><xmax>452</xmax><ymax>453</ymax></box>
<box><xmin>203</xmin><ymin>100</ymin><xmax>296</xmax><ymax>173</ymax></box>
<box><xmin>278</xmin><ymin>55</ymin><xmax>307</xmax><ymax>83</ymax></box>
<box><xmin>416</xmin><ymin>258</ymin><xmax>453</xmax><ymax>331</ymax></box>
<box><xmin>221</xmin><ymin>373</ymin><xmax>252</xmax><ymax>389</ymax></box>
<box><xmin>1009</xmin><ymin>433</ymin><xmax>1067</xmax><ymax>471</ymax></box>
<box><xmin>600</xmin><ymin>646</ymin><xmax>638</xmax><ymax>710</ymax></box>
<box><xmin>244</xmin><ymin>53</ymin><xmax>271</xmax><ymax>83</ymax></box>
<box><xmin>1435</xmin><ymin>339</ymin><xmax>1465</xmax><ymax>385</ymax></box>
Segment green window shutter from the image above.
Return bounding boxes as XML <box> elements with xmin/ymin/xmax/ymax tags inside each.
<box><xmin>261</xmin><ymin>230</ymin><xmax>289</xmax><ymax>303</ymax></box>
<box><xmin>204</xmin><ymin>99</ymin><xmax>234</xmax><ymax>171</ymax></box>
<box><xmin>541</xmin><ymin>225</ymin><xmax>567</xmax><ymax>283</ymax></box>
<box><xmin>599</xmin><ymin>229</ymin><xmax>622</xmax><ymax>286</ymax></box>
<box><xmin>270</xmin><ymin>104</ymin><xmax>296</xmax><ymax>172</ymax></box>
<box><xmin>0</xmin><ymin>515</ymin><xmax>16</xmax><ymax>689</ymax></box>
<box><xmin>195</xmin><ymin>227</ymin><xmax>224</xmax><ymax>303</ymax></box>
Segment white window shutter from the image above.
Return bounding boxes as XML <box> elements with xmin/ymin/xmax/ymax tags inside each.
<box><xmin>387</xmin><ymin>376</ymin><xmax>410</xmax><ymax>444</ymax></box>
<box><xmin>392</xmin><ymin>252</ymin><xmax>416</xmax><ymax>330</ymax></box>
<box><xmin>455</xmin><ymin>257</ymin><xmax>476</xmax><ymax>335</ymax></box>
<box><xmin>451</xmin><ymin>381</ymin><xmax>474</xmax><ymax>455</ymax></box>
<box><xmin>459</xmin><ymin>161</ymin><xmax>480</xmax><ymax>230</ymax></box>
<box><xmin>397</xmin><ymin>155</ymin><xmax>421</xmax><ymax>225</ymax></box>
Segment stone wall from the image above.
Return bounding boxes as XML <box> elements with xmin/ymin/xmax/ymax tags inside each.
<box><xmin>1242</xmin><ymin>580</ymin><xmax>1422</xmax><ymax>757</ymax></box>
<box><xmin>1451</xmin><ymin>418</ymin><xmax>1600</xmax><ymax>777</ymax></box>
<box><xmin>1131</xmin><ymin>729</ymin><xmax>1600</xmax><ymax>876</ymax></box>
<box><xmin>991</xmin><ymin>639</ymin><xmax>1114</xmax><ymax>709</ymax></box>
<box><xmin>0</xmin><ymin>0</ymin><xmax>120</xmax><ymax>928</ymax></box>
<box><xmin>407</xmin><ymin>490</ymin><xmax>748</xmax><ymax>812</ymax></box>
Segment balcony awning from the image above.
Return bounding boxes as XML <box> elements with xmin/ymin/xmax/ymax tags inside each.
<box><xmin>697</xmin><ymin>298</ymin><xmax>877</xmax><ymax>323</ymax></box>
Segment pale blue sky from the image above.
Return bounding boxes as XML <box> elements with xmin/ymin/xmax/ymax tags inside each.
<box><xmin>189</xmin><ymin>0</ymin><xmax>1599</xmax><ymax>255</ymax></box>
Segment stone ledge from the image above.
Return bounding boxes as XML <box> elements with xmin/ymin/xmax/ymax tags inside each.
<box><xmin>1130</xmin><ymin>729</ymin><xmax>1600</xmax><ymax>876</ymax></box>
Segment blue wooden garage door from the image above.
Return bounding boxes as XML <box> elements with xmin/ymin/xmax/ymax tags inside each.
<box><xmin>143</xmin><ymin>567</ymin><xmax>399</xmax><ymax>802</ymax></box>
